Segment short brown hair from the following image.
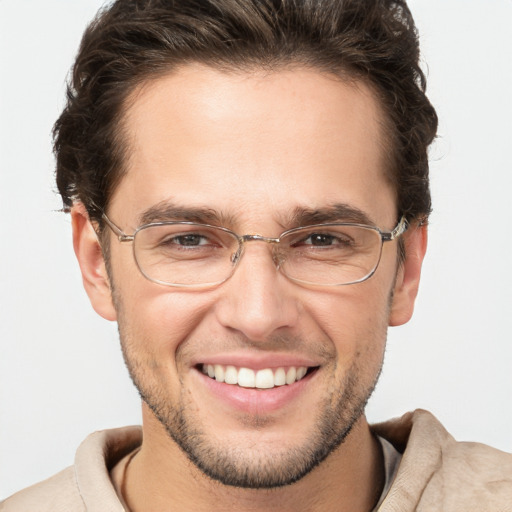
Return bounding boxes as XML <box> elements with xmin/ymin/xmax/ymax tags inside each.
<box><xmin>54</xmin><ymin>0</ymin><xmax>438</xmax><ymax>226</ymax></box>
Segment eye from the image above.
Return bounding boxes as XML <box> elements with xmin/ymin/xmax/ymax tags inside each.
<box><xmin>140</xmin><ymin>225</ymin><xmax>226</xmax><ymax>253</ymax></box>
<box><xmin>302</xmin><ymin>233</ymin><xmax>344</xmax><ymax>247</ymax></box>
<box><xmin>169</xmin><ymin>234</ymin><xmax>210</xmax><ymax>247</ymax></box>
<box><xmin>136</xmin><ymin>224</ymin><xmax>238</xmax><ymax>267</ymax></box>
<box><xmin>156</xmin><ymin>230</ymin><xmax>224</xmax><ymax>253</ymax></box>
<box><xmin>293</xmin><ymin>231</ymin><xmax>353</xmax><ymax>248</ymax></box>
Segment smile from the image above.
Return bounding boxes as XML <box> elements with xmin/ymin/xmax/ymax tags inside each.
<box><xmin>200</xmin><ymin>364</ymin><xmax>313</xmax><ymax>389</ymax></box>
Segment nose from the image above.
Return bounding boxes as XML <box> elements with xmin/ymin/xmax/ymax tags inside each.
<box><xmin>214</xmin><ymin>242</ymin><xmax>301</xmax><ymax>342</ymax></box>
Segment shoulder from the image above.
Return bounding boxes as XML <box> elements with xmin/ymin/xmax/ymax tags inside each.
<box><xmin>1</xmin><ymin>426</ymin><xmax>141</xmax><ymax>512</ymax></box>
<box><xmin>0</xmin><ymin>466</ymin><xmax>84</xmax><ymax>512</ymax></box>
<box><xmin>372</xmin><ymin>410</ymin><xmax>512</xmax><ymax>511</ymax></box>
<box><xmin>421</xmin><ymin>436</ymin><xmax>512</xmax><ymax>510</ymax></box>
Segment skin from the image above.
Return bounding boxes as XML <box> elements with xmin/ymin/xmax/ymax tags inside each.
<box><xmin>72</xmin><ymin>64</ymin><xmax>427</xmax><ymax>512</ymax></box>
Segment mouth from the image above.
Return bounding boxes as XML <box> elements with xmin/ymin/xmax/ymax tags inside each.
<box><xmin>199</xmin><ymin>364</ymin><xmax>318</xmax><ymax>389</ymax></box>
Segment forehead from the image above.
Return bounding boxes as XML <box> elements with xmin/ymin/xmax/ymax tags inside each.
<box><xmin>111</xmin><ymin>64</ymin><xmax>395</xmax><ymax>229</ymax></box>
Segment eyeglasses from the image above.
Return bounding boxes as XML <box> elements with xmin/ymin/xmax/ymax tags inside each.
<box><xmin>102</xmin><ymin>214</ymin><xmax>408</xmax><ymax>288</ymax></box>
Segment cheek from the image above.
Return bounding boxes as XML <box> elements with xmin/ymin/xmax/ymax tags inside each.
<box><xmin>113</xmin><ymin>276</ymin><xmax>215</xmax><ymax>364</ymax></box>
<box><xmin>110</xmin><ymin>246</ymin><xmax>210</xmax><ymax>344</ymax></box>
<box><xmin>308</xmin><ymin>278</ymin><xmax>392</xmax><ymax>363</ymax></box>
<box><xmin>114</xmin><ymin>289</ymin><xmax>215</xmax><ymax>408</ymax></box>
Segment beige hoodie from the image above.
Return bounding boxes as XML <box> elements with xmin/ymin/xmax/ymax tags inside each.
<box><xmin>2</xmin><ymin>410</ymin><xmax>511</xmax><ymax>512</ymax></box>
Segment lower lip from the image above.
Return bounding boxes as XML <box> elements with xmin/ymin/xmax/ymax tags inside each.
<box><xmin>194</xmin><ymin>368</ymin><xmax>318</xmax><ymax>414</ymax></box>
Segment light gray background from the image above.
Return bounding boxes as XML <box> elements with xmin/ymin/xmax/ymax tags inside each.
<box><xmin>1</xmin><ymin>0</ymin><xmax>511</xmax><ymax>500</ymax></box>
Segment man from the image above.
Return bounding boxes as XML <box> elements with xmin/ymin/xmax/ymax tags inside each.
<box><xmin>2</xmin><ymin>0</ymin><xmax>511</xmax><ymax>510</ymax></box>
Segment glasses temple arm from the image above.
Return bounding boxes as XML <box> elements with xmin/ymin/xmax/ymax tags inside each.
<box><xmin>382</xmin><ymin>216</ymin><xmax>408</xmax><ymax>242</ymax></box>
<box><xmin>102</xmin><ymin>213</ymin><xmax>133</xmax><ymax>242</ymax></box>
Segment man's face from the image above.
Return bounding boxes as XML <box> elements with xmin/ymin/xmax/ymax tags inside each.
<box><xmin>93</xmin><ymin>65</ymin><xmax>413</xmax><ymax>488</ymax></box>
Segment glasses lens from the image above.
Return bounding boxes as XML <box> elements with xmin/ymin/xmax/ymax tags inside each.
<box><xmin>133</xmin><ymin>223</ymin><xmax>239</xmax><ymax>286</ymax></box>
<box><xmin>279</xmin><ymin>224</ymin><xmax>382</xmax><ymax>285</ymax></box>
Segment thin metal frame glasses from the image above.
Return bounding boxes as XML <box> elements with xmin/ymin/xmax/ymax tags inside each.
<box><xmin>102</xmin><ymin>214</ymin><xmax>408</xmax><ymax>288</ymax></box>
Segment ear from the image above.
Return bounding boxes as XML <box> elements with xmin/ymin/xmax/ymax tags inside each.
<box><xmin>71</xmin><ymin>203</ymin><xmax>117</xmax><ymax>321</ymax></box>
<box><xmin>389</xmin><ymin>222</ymin><xmax>428</xmax><ymax>327</ymax></box>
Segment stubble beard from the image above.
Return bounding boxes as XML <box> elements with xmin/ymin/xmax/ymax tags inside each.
<box><xmin>107</xmin><ymin>259</ymin><xmax>393</xmax><ymax>490</ymax></box>
<box><xmin>103</xmin><ymin>230</ymin><xmax>399</xmax><ymax>489</ymax></box>
<box><xmin>118</xmin><ymin>324</ymin><xmax>385</xmax><ymax>489</ymax></box>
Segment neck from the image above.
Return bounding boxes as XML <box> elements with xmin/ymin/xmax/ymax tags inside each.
<box><xmin>121</xmin><ymin>408</ymin><xmax>384</xmax><ymax>512</ymax></box>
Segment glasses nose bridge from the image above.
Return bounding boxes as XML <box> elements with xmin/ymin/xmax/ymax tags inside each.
<box><xmin>239</xmin><ymin>234</ymin><xmax>280</xmax><ymax>245</ymax></box>
<box><xmin>233</xmin><ymin>233</ymin><xmax>283</xmax><ymax>269</ymax></box>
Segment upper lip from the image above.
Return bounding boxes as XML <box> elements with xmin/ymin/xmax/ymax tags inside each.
<box><xmin>191</xmin><ymin>352</ymin><xmax>322</xmax><ymax>371</ymax></box>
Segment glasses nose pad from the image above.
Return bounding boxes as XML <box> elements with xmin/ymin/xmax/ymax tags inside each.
<box><xmin>272</xmin><ymin>245</ymin><xmax>286</xmax><ymax>270</ymax></box>
<box><xmin>230</xmin><ymin>245</ymin><xmax>244</xmax><ymax>265</ymax></box>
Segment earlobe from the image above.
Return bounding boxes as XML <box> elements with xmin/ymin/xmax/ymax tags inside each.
<box><xmin>71</xmin><ymin>203</ymin><xmax>117</xmax><ymax>321</ymax></box>
<box><xmin>389</xmin><ymin>222</ymin><xmax>428</xmax><ymax>327</ymax></box>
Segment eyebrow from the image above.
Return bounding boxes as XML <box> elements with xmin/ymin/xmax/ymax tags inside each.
<box><xmin>287</xmin><ymin>204</ymin><xmax>375</xmax><ymax>227</ymax></box>
<box><xmin>138</xmin><ymin>200</ymin><xmax>236</xmax><ymax>226</ymax></box>
<box><xmin>138</xmin><ymin>200</ymin><xmax>375</xmax><ymax>230</ymax></box>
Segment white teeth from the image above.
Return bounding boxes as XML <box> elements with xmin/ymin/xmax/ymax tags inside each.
<box><xmin>201</xmin><ymin>364</ymin><xmax>310</xmax><ymax>388</ymax></box>
<box><xmin>238</xmin><ymin>368</ymin><xmax>255</xmax><ymax>388</ymax></box>
<box><xmin>274</xmin><ymin>367</ymin><xmax>286</xmax><ymax>386</ymax></box>
<box><xmin>296</xmin><ymin>367</ymin><xmax>307</xmax><ymax>380</ymax></box>
<box><xmin>285</xmin><ymin>367</ymin><xmax>296</xmax><ymax>385</ymax></box>
<box><xmin>224</xmin><ymin>365</ymin><xmax>238</xmax><ymax>385</ymax></box>
<box><xmin>214</xmin><ymin>364</ymin><xmax>225</xmax><ymax>383</ymax></box>
<box><xmin>255</xmin><ymin>368</ymin><xmax>274</xmax><ymax>389</ymax></box>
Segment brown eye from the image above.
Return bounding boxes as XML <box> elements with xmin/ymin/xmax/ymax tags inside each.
<box><xmin>293</xmin><ymin>232</ymin><xmax>353</xmax><ymax>248</ymax></box>
<box><xmin>305</xmin><ymin>234</ymin><xmax>336</xmax><ymax>246</ymax></box>
<box><xmin>172</xmin><ymin>234</ymin><xmax>208</xmax><ymax>246</ymax></box>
